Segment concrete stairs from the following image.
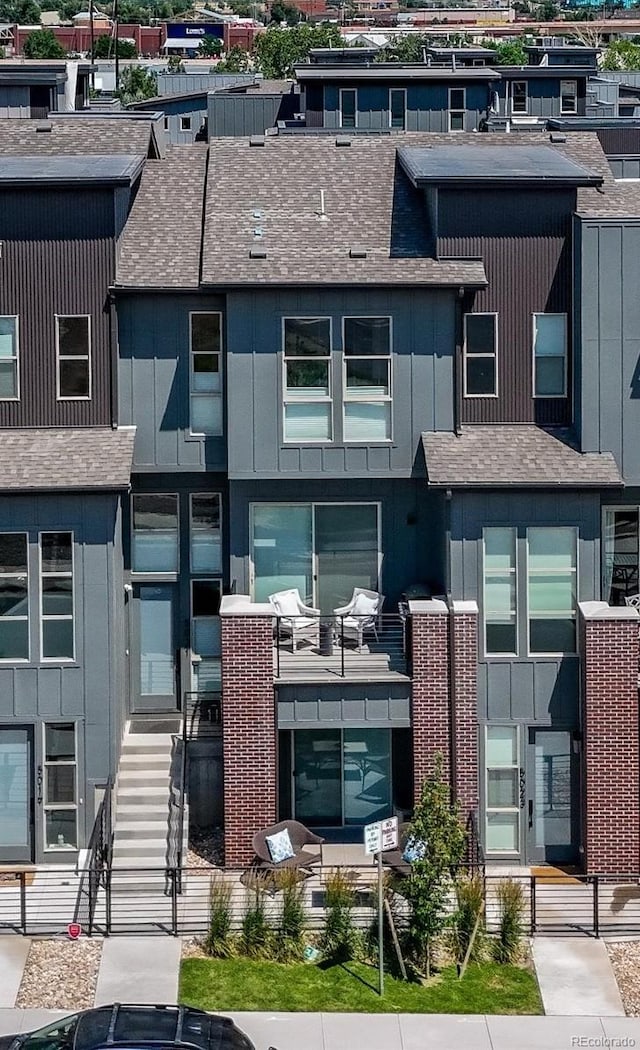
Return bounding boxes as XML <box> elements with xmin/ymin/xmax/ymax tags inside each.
<box><xmin>111</xmin><ymin>723</ymin><xmax>177</xmax><ymax>891</ymax></box>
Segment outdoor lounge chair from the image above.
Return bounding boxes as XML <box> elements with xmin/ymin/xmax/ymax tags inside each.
<box><xmin>269</xmin><ymin>588</ymin><xmax>320</xmax><ymax>652</ymax></box>
<box><xmin>252</xmin><ymin>819</ymin><xmax>324</xmax><ymax>871</ymax></box>
<box><xmin>333</xmin><ymin>587</ymin><xmax>385</xmax><ymax>652</ymax></box>
<box><xmin>381</xmin><ymin>823</ymin><xmax>412</xmax><ymax>878</ymax></box>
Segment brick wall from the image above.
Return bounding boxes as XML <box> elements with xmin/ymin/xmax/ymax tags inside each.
<box><xmin>451</xmin><ymin>607</ymin><xmax>479</xmax><ymax>819</ymax></box>
<box><xmin>581</xmin><ymin>609</ymin><xmax>640</xmax><ymax>874</ymax></box>
<box><xmin>221</xmin><ymin>615</ymin><xmax>276</xmax><ymax>866</ymax></box>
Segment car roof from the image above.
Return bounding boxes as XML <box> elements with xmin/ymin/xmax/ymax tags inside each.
<box><xmin>72</xmin><ymin>1006</ymin><xmax>243</xmax><ymax>1050</ymax></box>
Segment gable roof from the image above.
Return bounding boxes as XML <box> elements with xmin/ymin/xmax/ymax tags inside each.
<box><xmin>423</xmin><ymin>426</ymin><xmax>622</xmax><ymax>488</ymax></box>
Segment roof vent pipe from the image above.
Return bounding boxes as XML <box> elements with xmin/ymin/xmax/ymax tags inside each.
<box><xmin>317</xmin><ymin>189</ymin><xmax>329</xmax><ymax>222</ymax></box>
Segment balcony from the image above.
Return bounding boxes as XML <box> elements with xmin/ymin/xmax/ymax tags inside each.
<box><xmin>273</xmin><ymin>613</ymin><xmax>410</xmax><ymax>682</ymax></box>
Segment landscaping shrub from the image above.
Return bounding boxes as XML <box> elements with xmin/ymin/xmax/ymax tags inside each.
<box><xmin>240</xmin><ymin>889</ymin><xmax>274</xmax><ymax>959</ymax></box>
<box><xmin>493</xmin><ymin>878</ymin><xmax>524</xmax><ymax>964</ymax></box>
<box><xmin>451</xmin><ymin>873</ymin><xmax>486</xmax><ymax>965</ymax></box>
<box><xmin>204</xmin><ymin>875</ymin><xmax>235</xmax><ymax>958</ymax></box>
<box><xmin>319</xmin><ymin>869</ymin><xmax>362</xmax><ymax>964</ymax></box>
<box><xmin>274</xmin><ymin>869</ymin><xmax>307</xmax><ymax>962</ymax></box>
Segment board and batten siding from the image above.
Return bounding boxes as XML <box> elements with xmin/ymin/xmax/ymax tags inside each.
<box><xmin>319</xmin><ymin>82</ymin><xmax>489</xmax><ymax>132</ymax></box>
<box><xmin>0</xmin><ymin>187</ymin><xmax>115</xmax><ymax>427</ymax></box>
<box><xmin>226</xmin><ymin>287</ymin><xmax>456</xmax><ymax>479</ymax></box>
<box><xmin>576</xmin><ymin>217</ymin><xmax>640</xmax><ymax>483</ymax></box>
<box><xmin>437</xmin><ymin>187</ymin><xmax>574</xmax><ymax>426</ymax></box>
<box><xmin>117</xmin><ymin>292</ymin><xmax>227</xmax><ymax>473</ymax></box>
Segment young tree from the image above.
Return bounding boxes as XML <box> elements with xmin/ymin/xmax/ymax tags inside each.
<box><xmin>93</xmin><ymin>34</ymin><xmax>138</xmax><ymax>58</ymax></box>
<box><xmin>403</xmin><ymin>753</ymin><xmax>466</xmax><ymax>977</ymax></box>
<box><xmin>23</xmin><ymin>28</ymin><xmax>66</xmax><ymax>58</ymax></box>
<box><xmin>269</xmin><ymin>0</ymin><xmax>303</xmax><ymax>25</ymax></box>
<box><xmin>215</xmin><ymin>45</ymin><xmax>251</xmax><ymax>72</ymax></box>
<box><xmin>602</xmin><ymin>38</ymin><xmax>640</xmax><ymax>70</ymax></box>
<box><xmin>117</xmin><ymin>65</ymin><xmax>157</xmax><ymax>106</ymax></box>
<box><xmin>166</xmin><ymin>53</ymin><xmax>185</xmax><ymax>72</ymax></box>
<box><xmin>482</xmin><ymin>36</ymin><xmax>528</xmax><ymax>65</ymax></box>
<box><xmin>255</xmin><ymin>23</ymin><xmax>342</xmax><ymax>78</ymax></box>
<box><xmin>199</xmin><ymin>34</ymin><xmax>223</xmax><ymax>58</ymax></box>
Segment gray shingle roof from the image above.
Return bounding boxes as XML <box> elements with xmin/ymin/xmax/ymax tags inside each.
<box><xmin>116</xmin><ymin>144</ymin><xmax>207</xmax><ymax>289</ymax></box>
<box><xmin>0</xmin><ymin>427</ymin><xmax>136</xmax><ymax>491</ymax></box>
<box><xmin>0</xmin><ymin>154</ymin><xmax>144</xmax><ymax>184</ymax></box>
<box><xmin>423</xmin><ymin>426</ymin><xmax>622</xmax><ymax>488</ymax></box>
<box><xmin>0</xmin><ymin>117</ymin><xmax>156</xmax><ymax>157</ymax></box>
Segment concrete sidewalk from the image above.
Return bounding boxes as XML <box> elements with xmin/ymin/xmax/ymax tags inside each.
<box><xmin>532</xmin><ymin>937</ymin><xmax>625</xmax><ymax>1016</ymax></box>
<box><xmin>2</xmin><ymin>1010</ymin><xmax>640</xmax><ymax>1049</ymax></box>
<box><xmin>0</xmin><ymin>940</ymin><xmax>31</xmax><ymax>1008</ymax></box>
<box><xmin>94</xmin><ymin>937</ymin><xmax>182</xmax><ymax>1005</ymax></box>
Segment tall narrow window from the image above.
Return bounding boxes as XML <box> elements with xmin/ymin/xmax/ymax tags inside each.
<box><xmin>0</xmin><ymin>317</ymin><xmax>18</xmax><ymax>400</ymax></box>
<box><xmin>190</xmin><ymin>313</ymin><xmax>222</xmax><ymax>436</ymax></box>
<box><xmin>191</xmin><ymin>579</ymin><xmax>222</xmax><ymax>692</ymax></box>
<box><xmin>44</xmin><ymin>723</ymin><xmax>77</xmax><ymax>850</ymax></box>
<box><xmin>56</xmin><ymin>316</ymin><xmax>91</xmax><ymax>400</ymax></box>
<box><xmin>343</xmin><ymin>317</ymin><xmax>391</xmax><ymax>441</ymax></box>
<box><xmin>190</xmin><ymin>494</ymin><xmax>222</xmax><ymax>573</ymax></box>
<box><xmin>527</xmin><ymin>527</ymin><xmax>577</xmax><ymax>654</ymax></box>
<box><xmin>0</xmin><ymin>534</ymin><xmax>28</xmax><ymax>660</ymax></box>
<box><xmin>483</xmin><ymin>528</ymin><xmax>517</xmax><ymax>655</ymax></box>
<box><xmin>132</xmin><ymin>494</ymin><xmax>179</xmax><ymax>573</ymax></box>
<box><xmin>389</xmin><ymin>88</ymin><xmax>406</xmax><ymax>129</ymax></box>
<box><xmin>511</xmin><ymin>81</ymin><xmax>527</xmax><ymax>114</ymax></box>
<box><xmin>283</xmin><ymin>318</ymin><xmax>332</xmax><ymax>442</ymax></box>
<box><xmin>339</xmin><ymin>88</ymin><xmax>356</xmax><ymax>129</ymax></box>
<box><xmin>448</xmin><ymin>87</ymin><xmax>465</xmax><ymax>131</ymax></box>
<box><xmin>464</xmin><ymin>313</ymin><xmax>497</xmax><ymax>397</ymax></box>
<box><xmin>533</xmin><ymin>313</ymin><xmax>567</xmax><ymax>397</ymax></box>
<box><xmin>40</xmin><ymin>532</ymin><xmax>74</xmax><ymax>660</ymax></box>
<box><xmin>485</xmin><ymin>726</ymin><xmax>520</xmax><ymax>854</ymax></box>
<box><xmin>603</xmin><ymin>508</ymin><xmax>639</xmax><ymax>606</ymax></box>
<box><xmin>560</xmin><ymin>79</ymin><xmax>577</xmax><ymax>115</ymax></box>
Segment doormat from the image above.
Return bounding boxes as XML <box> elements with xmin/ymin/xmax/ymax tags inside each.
<box><xmin>531</xmin><ymin>865</ymin><xmax>581</xmax><ymax>885</ymax></box>
<box><xmin>0</xmin><ymin>868</ymin><xmax>36</xmax><ymax>888</ymax></box>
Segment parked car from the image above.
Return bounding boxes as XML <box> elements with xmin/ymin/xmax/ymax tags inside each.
<box><xmin>0</xmin><ymin>1004</ymin><xmax>277</xmax><ymax>1050</ymax></box>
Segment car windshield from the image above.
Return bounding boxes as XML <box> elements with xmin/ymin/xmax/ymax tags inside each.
<box><xmin>20</xmin><ymin>1014</ymin><xmax>81</xmax><ymax>1050</ymax></box>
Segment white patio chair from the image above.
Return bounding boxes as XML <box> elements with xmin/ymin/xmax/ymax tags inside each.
<box><xmin>624</xmin><ymin>594</ymin><xmax>640</xmax><ymax>608</ymax></box>
<box><xmin>333</xmin><ymin>587</ymin><xmax>385</xmax><ymax>652</ymax></box>
<box><xmin>269</xmin><ymin>588</ymin><xmax>320</xmax><ymax>653</ymax></box>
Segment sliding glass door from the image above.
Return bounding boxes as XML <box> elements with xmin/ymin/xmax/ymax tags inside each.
<box><xmin>292</xmin><ymin>728</ymin><xmax>392</xmax><ymax>827</ymax></box>
<box><xmin>0</xmin><ymin>727</ymin><xmax>33</xmax><ymax>862</ymax></box>
<box><xmin>252</xmin><ymin>503</ymin><xmax>379</xmax><ymax>612</ymax></box>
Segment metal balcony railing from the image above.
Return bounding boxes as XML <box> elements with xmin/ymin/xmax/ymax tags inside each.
<box><xmin>273</xmin><ymin>613</ymin><xmax>410</xmax><ymax>679</ymax></box>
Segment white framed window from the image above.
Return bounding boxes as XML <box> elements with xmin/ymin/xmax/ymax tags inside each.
<box><xmin>389</xmin><ymin>88</ymin><xmax>406</xmax><ymax>129</ymax></box>
<box><xmin>533</xmin><ymin>313</ymin><xmax>567</xmax><ymax>398</ymax></box>
<box><xmin>180</xmin><ymin>115</ymin><xmax>192</xmax><ymax>131</ymax></box>
<box><xmin>560</xmin><ymin>80</ymin><xmax>577</xmax><ymax>115</ymax></box>
<box><xmin>0</xmin><ymin>316</ymin><xmax>19</xmax><ymax>400</ymax></box>
<box><xmin>189</xmin><ymin>312</ymin><xmax>222</xmax><ymax>437</ymax></box>
<box><xmin>448</xmin><ymin>87</ymin><xmax>465</xmax><ymax>132</ymax></box>
<box><xmin>43</xmin><ymin>722</ymin><xmax>77</xmax><ymax>850</ymax></box>
<box><xmin>0</xmin><ymin>533</ymin><xmax>29</xmax><ymax>661</ymax></box>
<box><xmin>343</xmin><ymin>316</ymin><xmax>392</xmax><ymax>442</ymax></box>
<box><xmin>511</xmin><ymin>80</ymin><xmax>527</xmax><ymax>115</ymax></box>
<box><xmin>463</xmin><ymin>313</ymin><xmax>498</xmax><ymax>397</ymax></box>
<box><xmin>483</xmin><ymin>528</ymin><xmax>517</xmax><ymax>656</ymax></box>
<box><xmin>485</xmin><ymin>725</ymin><xmax>520</xmax><ymax>854</ymax></box>
<box><xmin>339</xmin><ymin>88</ymin><xmax>357</xmax><ymax>129</ymax></box>
<box><xmin>190</xmin><ymin>493</ymin><xmax>222</xmax><ymax>573</ymax></box>
<box><xmin>55</xmin><ymin>315</ymin><xmax>91</xmax><ymax>400</ymax></box>
<box><xmin>40</xmin><ymin>532</ymin><xmax>74</xmax><ymax>661</ymax></box>
<box><xmin>191</xmin><ymin>579</ymin><xmax>222</xmax><ymax>692</ymax></box>
<box><xmin>527</xmin><ymin>526</ymin><xmax>577</xmax><ymax>655</ymax></box>
<box><xmin>603</xmin><ymin>506</ymin><xmax>639</xmax><ymax>606</ymax></box>
<box><xmin>132</xmin><ymin>493</ymin><xmax>179</xmax><ymax>573</ymax></box>
<box><xmin>283</xmin><ymin>317</ymin><xmax>332</xmax><ymax>442</ymax></box>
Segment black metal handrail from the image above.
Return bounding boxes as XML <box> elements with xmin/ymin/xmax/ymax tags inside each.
<box><xmin>273</xmin><ymin>612</ymin><xmax>409</xmax><ymax>678</ymax></box>
<box><xmin>74</xmin><ymin>776</ymin><xmax>113</xmax><ymax>933</ymax></box>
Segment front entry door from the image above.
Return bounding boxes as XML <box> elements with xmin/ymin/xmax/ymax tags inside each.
<box><xmin>0</xmin><ymin>727</ymin><xmax>34</xmax><ymax>863</ymax></box>
<box><xmin>526</xmin><ymin>728</ymin><xmax>579</xmax><ymax>866</ymax></box>
<box><xmin>130</xmin><ymin>584</ymin><xmax>177</xmax><ymax>712</ymax></box>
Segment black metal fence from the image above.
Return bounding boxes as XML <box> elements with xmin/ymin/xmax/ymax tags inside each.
<box><xmin>3</xmin><ymin>865</ymin><xmax>640</xmax><ymax>939</ymax></box>
<box><xmin>274</xmin><ymin>613</ymin><xmax>409</xmax><ymax>678</ymax></box>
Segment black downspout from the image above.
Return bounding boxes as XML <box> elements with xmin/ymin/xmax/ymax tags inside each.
<box><xmin>445</xmin><ymin>489</ymin><xmax>457</xmax><ymax>802</ymax></box>
<box><xmin>107</xmin><ymin>290</ymin><xmax>119</xmax><ymax>429</ymax></box>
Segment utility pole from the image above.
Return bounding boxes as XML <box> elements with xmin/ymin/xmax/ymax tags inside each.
<box><xmin>113</xmin><ymin>0</ymin><xmax>119</xmax><ymax>96</ymax></box>
<box><xmin>89</xmin><ymin>0</ymin><xmax>95</xmax><ymax>90</ymax></box>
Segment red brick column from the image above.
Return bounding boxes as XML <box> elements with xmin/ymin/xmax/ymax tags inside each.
<box><xmin>411</xmin><ymin>601</ymin><xmax>452</xmax><ymax>797</ymax></box>
<box><xmin>451</xmin><ymin>602</ymin><xmax>479</xmax><ymax>822</ymax></box>
<box><xmin>220</xmin><ymin>607</ymin><xmax>276</xmax><ymax>866</ymax></box>
<box><xmin>580</xmin><ymin>603</ymin><xmax>640</xmax><ymax>874</ymax></box>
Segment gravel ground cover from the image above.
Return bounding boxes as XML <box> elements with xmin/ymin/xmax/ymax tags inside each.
<box><xmin>186</xmin><ymin>828</ymin><xmax>223</xmax><ymax>871</ymax></box>
<box><xmin>607</xmin><ymin>940</ymin><xmax>640</xmax><ymax>1015</ymax></box>
<box><xmin>16</xmin><ymin>938</ymin><xmax>102</xmax><ymax>1011</ymax></box>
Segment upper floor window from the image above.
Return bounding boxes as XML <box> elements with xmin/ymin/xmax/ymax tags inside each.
<box><xmin>0</xmin><ymin>533</ymin><xmax>28</xmax><ymax>661</ymax></box>
<box><xmin>180</xmin><ymin>116</ymin><xmax>192</xmax><ymax>131</ymax></box>
<box><xmin>464</xmin><ymin>313</ymin><xmax>497</xmax><ymax>397</ymax></box>
<box><xmin>343</xmin><ymin>317</ymin><xmax>391</xmax><ymax>441</ymax></box>
<box><xmin>40</xmin><ymin>532</ymin><xmax>74</xmax><ymax>661</ymax></box>
<box><xmin>448</xmin><ymin>87</ymin><xmax>465</xmax><ymax>132</ymax></box>
<box><xmin>533</xmin><ymin>313</ymin><xmax>567</xmax><ymax>398</ymax></box>
<box><xmin>190</xmin><ymin>313</ymin><xmax>222</xmax><ymax>437</ymax></box>
<box><xmin>56</xmin><ymin>316</ymin><xmax>91</xmax><ymax>400</ymax></box>
<box><xmin>283</xmin><ymin>318</ymin><xmax>332</xmax><ymax>442</ymax></box>
<box><xmin>339</xmin><ymin>88</ymin><xmax>356</xmax><ymax>129</ymax></box>
<box><xmin>389</xmin><ymin>88</ymin><xmax>406</xmax><ymax>130</ymax></box>
<box><xmin>43</xmin><ymin>722</ymin><xmax>77</xmax><ymax>850</ymax></box>
<box><xmin>483</xmin><ymin>527</ymin><xmax>517</xmax><ymax>656</ymax></box>
<box><xmin>603</xmin><ymin>507</ymin><xmax>639</xmax><ymax>606</ymax></box>
<box><xmin>560</xmin><ymin>80</ymin><xmax>577</xmax><ymax>115</ymax></box>
<box><xmin>511</xmin><ymin>81</ymin><xmax>527</xmax><ymax>115</ymax></box>
<box><xmin>132</xmin><ymin>494</ymin><xmax>179</xmax><ymax>573</ymax></box>
<box><xmin>527</xmin><ymin>527</ymin><xmax>577</xmax><ymax>655</ymax></box>
<box><xmin>190</xmin><ymin>494</ymin><xmax>222</xmax><ymax>573</ymax></box>
<box><xmin>0</xmin><ymin>317</ymin><xmax>19</xmax><ymax>400</ymax></box>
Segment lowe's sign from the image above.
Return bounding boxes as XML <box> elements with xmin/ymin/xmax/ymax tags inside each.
<box><xmin>164</xmin><ymin>23</ymin><xmax>224</xmax><ymax>41</ymax></box>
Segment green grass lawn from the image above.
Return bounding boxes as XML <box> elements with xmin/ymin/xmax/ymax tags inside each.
<box><xmin>179</xmin><ymin>957</ymin><xmax>543</xmax><ymax>1014</ymax></box>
